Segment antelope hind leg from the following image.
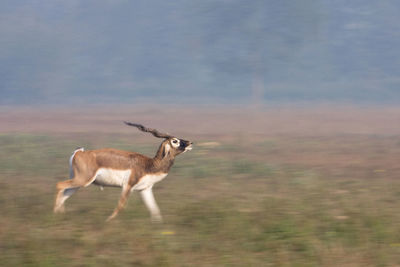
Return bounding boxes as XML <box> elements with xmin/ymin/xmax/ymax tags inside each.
<box><xmin>54</xmin><ymin>179</ymin><xmax>84</xmax><ymax>213</ymax></box>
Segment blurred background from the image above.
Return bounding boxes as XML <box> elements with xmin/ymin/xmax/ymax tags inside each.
<box><xmin>1</xmin><ymin>0</ymin><xmax>400</xmax><ymax>105</ymax></box>
<box><xmin>1</xmin><ymin>1</ymin><xmax>400</xmax><ymax>266</ymax></box>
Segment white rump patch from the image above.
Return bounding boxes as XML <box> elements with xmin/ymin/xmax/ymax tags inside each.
<box><xmin>69</xmin><ymin>147</ymin><xmax>84</xmax><ymax>179</ymax></box>
<box><xmin>93</xmin><ymin>168</ymin><xmax>132</xmax><ymax>188</ymax></box>
<box><xmin>133</xmin><ymin>173</ymin><xmax>168</xmax><ymax>191</ymax></box>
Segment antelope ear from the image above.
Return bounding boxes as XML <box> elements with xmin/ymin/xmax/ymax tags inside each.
<box><xmin>162</xmin><ymin>143</ymin><xmax>171</xmax><ymax>158</ymax></box>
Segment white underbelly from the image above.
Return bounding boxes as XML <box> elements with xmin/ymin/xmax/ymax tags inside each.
<box><xmin>93</xmin><ymin>168</ymin><xmax>131</xmax><ymax>187</ymax></box>
<box><xmin>132</xmin><ymin>173</ymin><xmax>168</xmax><ymax>191</ymax></box>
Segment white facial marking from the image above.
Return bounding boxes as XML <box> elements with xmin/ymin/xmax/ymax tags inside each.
<box><xmin>171</xmin><ymin>138</ymin><xmax>180</xmax><ymax>148</ymax></box>
<box><xmin>133</xmin><ymin>173</ymin><xmax>168</xmax><ymax>191</ymax></box>
<box><xmin>93</xmin><ymin>168</ymin><xmax>132</xmax><ymax>187</ymax></box>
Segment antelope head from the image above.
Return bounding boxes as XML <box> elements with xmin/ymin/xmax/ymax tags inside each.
<box><xmin>123</xmin><ymin>121</ymin><xmax>193</xmax><ymax>158</ymax></box>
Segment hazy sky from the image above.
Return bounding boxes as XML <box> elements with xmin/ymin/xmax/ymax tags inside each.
<box><xmin>1</xmin><ymin>0</ymin><xmax>399</xmax><ymax>105</ymax></box>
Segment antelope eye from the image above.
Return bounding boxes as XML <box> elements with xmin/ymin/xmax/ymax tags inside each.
<box><xmin>172</xmin><ymin>140</ymin><xmax>178</xmax><ymax>144</ymax></box>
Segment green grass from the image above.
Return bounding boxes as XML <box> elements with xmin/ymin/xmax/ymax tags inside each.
<box><xmin>0</xmin><ymin>133</ymin><xmax>399</xmax><ymax>266</ymax></box>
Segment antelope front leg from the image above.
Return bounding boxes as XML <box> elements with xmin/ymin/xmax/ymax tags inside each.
<box><xmin>140</xmin><ymin>187</ymin><xmax>163</xmax><ymax>223</ymax></box>
<box><xmin>106</xmin><ymin>185</ymin><xmax>132</xmax><ymax>222</ymax></box>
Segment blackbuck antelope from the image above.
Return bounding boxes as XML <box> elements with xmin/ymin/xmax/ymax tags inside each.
<box><xmin>54</xmin><ymin>122</ymin><xmax>193</xmax><ymax>222</ymax></box>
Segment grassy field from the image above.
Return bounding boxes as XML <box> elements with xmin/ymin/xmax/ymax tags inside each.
<box><xmin>1</xmin><ymin>107</ymin><xmax>400</xmax><ymax>266</ymax></box>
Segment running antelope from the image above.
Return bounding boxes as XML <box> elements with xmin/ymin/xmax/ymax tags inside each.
<box><xmin>53</xmin><ymin>122</ymin><xmax>193</xmax><ymax>222</ymax></box>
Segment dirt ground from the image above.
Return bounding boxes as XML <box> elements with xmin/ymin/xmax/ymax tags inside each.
<box><xmin>1</xmin><ymin>104</ymin><xmax>400</xmax><ymax>137</ymax></box>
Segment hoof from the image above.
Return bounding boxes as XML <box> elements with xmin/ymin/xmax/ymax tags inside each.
<box><xmin>151</xmin><ymin>215</ymin><xmax>163</xmax><ymax>223</ymax></box>
<box><xmin>54</xmin><ymin>205</ymin><xmax>65</xmax><ymax>213</ymax></box>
